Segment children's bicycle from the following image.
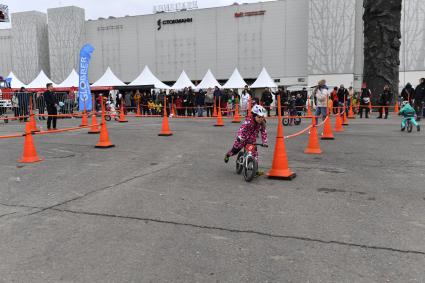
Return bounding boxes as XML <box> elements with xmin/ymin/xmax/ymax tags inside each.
<box><xmin>235</xmin><ymin>143</ymin><xmax>268</xmax><ymax>182</ymax></box>
<box><xmin>282</xmin><ymin>109</ymin><xmax>302</xmax><ymax>126</ymax></box>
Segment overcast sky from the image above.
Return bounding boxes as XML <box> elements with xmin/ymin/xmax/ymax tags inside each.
<box><xmin>1</xmin><ymin>0</ymin><xmax>275</xmax><ymax>28</ymax></box>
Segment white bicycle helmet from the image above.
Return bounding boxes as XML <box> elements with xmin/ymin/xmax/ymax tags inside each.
<box><xmin>252</xmin><ymin>104</ymin><xmax>267</xmax><ymax>117</ymax></box>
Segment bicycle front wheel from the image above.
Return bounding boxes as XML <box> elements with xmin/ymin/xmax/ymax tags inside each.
<box><xmin>243</xmin><ymin>156</ymin><xmax>257</xmax><ymax>182</ymax></box>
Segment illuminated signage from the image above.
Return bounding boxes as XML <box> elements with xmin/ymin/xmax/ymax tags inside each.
<box><xmin>235</xmin><ymin>10</ymin><xmax>266</xmax><ymax>18</ymax></box>
<box><xmin>154</xmin><ymin>1</ymin><xmax>198</xmax><ymax>13</ymax></box>
<box><xmin>157</xmin><ymin>18</ymin><xmax>193</xmax><ymax>30</ymax></box>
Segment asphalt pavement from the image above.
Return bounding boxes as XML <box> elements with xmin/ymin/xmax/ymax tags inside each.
<box><xmin>0</xmin><ymin>113</ymin><xmax>424</xmax><ymax>282</ymax></box>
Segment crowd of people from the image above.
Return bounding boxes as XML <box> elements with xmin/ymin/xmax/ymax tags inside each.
<box><xmin>1</xmin><ymin>79</ymin><xmax>425</xmax><ymax>127</ymax></box>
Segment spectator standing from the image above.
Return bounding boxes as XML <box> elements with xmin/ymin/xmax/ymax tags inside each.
<box><xmin>414</xmin><ymin>78</ymin><xmax>425</xmax><ymax>121</ymax></box>
<box><xmin>377</xmin><ymin>85</ymin><xmax>392</xmax><ymax>119</ymax></box>
<box><xmin>261</xmin><ymin>87</ymin><xmax>273</xmax><ymax>116</ymax></box>
<box><xmin>313</xmin><ymin>80</ymin><xmax>328</xmax><ymax>124</ymax></box>
<box><xmin>196</xmin><ymin>89</ymin><xmax>206</xmax><ymax>117</ymax></box>
<box><xmin>401</xmin><ymin>83</ymin><xmax>414</xmax><ymax>104</ymax></box>
<box><xmin>337</xmin><ymin>84</ymin><xmax>349</xmax><ymax>114</ymax></box>
<box><xmin>359</xmin><ymin>85</ymin><xmax>372</xmax><ymax>118</ymax></box>
<box><xmin>43</xmin><ymin>83</ymin><xmax>58</xmax><ymax>130</ymax></box>
<box><xmin>205</xmin><ymin>88</ymin><xmax>214</xmax><ymax>117</ymax></box>
<box><xmin>36</xmin><ymin>93</ymin><xmax>46</xmax><ymax>120</ymax></box>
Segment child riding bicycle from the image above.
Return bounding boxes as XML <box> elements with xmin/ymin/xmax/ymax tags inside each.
<box><xmin>399</xmin><ymin>100</ymin><xmax>420</xmax><ymax>132</ymax></box>
<box><xmin>224</xmin><ymin>105</ymin><xmax>268</xmax><ymax>163</ymax></box>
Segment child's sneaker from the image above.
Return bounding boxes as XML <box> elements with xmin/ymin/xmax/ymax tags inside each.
<box><xmin>224</xmin><ymin>154</ymin><xmax>230</xmax><ymax>163</ymax></box>
<box><xmin>401</xmin><ymin>127</ymin><xmax>405</xmax><ymax>131</ymax></box>
<box><xmin>417</xmin><ymin>125</ymin><xmax>420</xmax><ymax>132</ymax></box>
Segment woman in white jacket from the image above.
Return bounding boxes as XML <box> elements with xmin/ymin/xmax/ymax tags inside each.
<box><xmin>314</xmin><ymin>79</ymin><xmax>329</xmax><ymax>124</ymax></box>
<box><xmin>240</xmin><ymin>90</ymin><xmax>250</xmax><ymax>115</ymax></box>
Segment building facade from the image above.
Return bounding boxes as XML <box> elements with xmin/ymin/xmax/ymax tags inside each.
<box><xmin>0</xmin><ymin>0</ymin><xmax>423</xmax><ymax>89</ymax></box>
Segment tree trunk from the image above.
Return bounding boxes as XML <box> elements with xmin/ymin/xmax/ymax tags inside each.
<box><xmin>363</xmin><ymin>0</ymin><xmax>402</xmax><ymax>101</ymax></box>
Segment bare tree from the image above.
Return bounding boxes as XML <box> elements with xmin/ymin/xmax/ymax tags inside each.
<box><xmin>363</xmin><ymin>0</ymin><xmax>402</xmax><ymax>98</ymax></box>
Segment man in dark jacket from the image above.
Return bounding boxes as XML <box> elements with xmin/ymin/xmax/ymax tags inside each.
<box><xmin>43</xmin><ymin>83</ymin><xmax>58</xmax><ymax>130</ymax></box>
<box><xmin>401</xmin><ymin>83</ymin><xmax>414</xmax><ymax>104</ymax></box>
<box><xmin>195</xmin><ymin>89</ymin><xmax>206</xmax><ymax>117</ymax></box>
<box><xmin>414</xmin><ymin>78</ymin><xmax>425</xmax><ymax>121</ymax></box>
<box><xmin>377</xmin><ymin>85</ymin><xmax>393</xmax><ymax>119</ymax></box>
<box><xmin>337</xmin><ymin>85</ymin><xmax>349</xmax><ymax>114</ymax></box>
<box><xmin>261</xmin><ymin>87</ymin><xmax>273</xmax><ymax>117</ymax></box>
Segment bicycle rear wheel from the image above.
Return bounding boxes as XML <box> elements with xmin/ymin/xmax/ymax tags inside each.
<box><xmin>282</xmin><ymin>111</ymin><xmax>289</xmax><ymax>126</ymax></box>
<box><xmin>236</xmin><ymin>152</ymin><xmax>244</xmax><ymax>175</ymax></box>
<box><xmin>407</xmin><ymin>120</ymin><xmax>413</xmax><ymax>132</ymax></box>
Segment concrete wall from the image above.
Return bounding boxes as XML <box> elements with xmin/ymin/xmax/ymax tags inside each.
<box><xmin>11</xmin><ymin>11</ymin><xmax>49</xmax><ymax>84</ymax></box>
<box><xmin>1</xmin><ymin>0</ymin><xmax>425</xmax><ymax>87</ymax></box>
<box><xmin>86</xmin><ymin>0</ymin><xmax>309</xmax><ymax>83</ymax></box>
<box><xmin>47</xmin><ymin>6</ymin><xmax>85</xmax><ymax>83</ymax></box>
<box><xmin>0</xmin><ymin>29</ymin><xmax>12</xmax><ymax>76</ymax></box>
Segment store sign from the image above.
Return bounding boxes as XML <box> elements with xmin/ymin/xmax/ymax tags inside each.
<box><xmin>154</xmin><ymin>1</ymin><xmax>198</xmax><ymax>13</ymax></box>
<box><xmin>157</xmin><ymin>18</ymin><xmax>193</xmax><ymax>30</ymax></box>
<box><xmin>235</xmin><ymin>10</ymin><xmax>266</xmax><ymax>18</ymax></box>
<box><xmin>0</xmin><ymin>4</ymin><xmax>9</xmax><ymax>23</ymax></box>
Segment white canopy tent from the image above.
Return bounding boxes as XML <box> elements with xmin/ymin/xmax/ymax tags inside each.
<box><xmin>91</xmin><ymin>67</ymin><xmax>126</xmax><ymax>87</ymax></box>
<box><xmin>171</xmin><ymin>70</ymin><xmax>196</xmax><ymax>89</ymax></box>
<box><xmin>196</xmin><ymin>69</ymin><xmax>221</xmax><ymax>89</ymax></box>
<box><xmin>222</xmin><ymin>68</ymin><xmax>247</xmax><ymax>89</ymax></box>
<box><xmin>6</xmin><ymin>72</ymin><xmax>26</xmax><ymax>89</ymax></box>
<box><xmin>26</xmin><ymin>70</ymin><xmax>56</xmax><ymax>89</ymax></box>
<box><xmin>129</xmin><ymin>66</ymin><xmax>170</xmax><ymax>89</ymax></box>
<box><xmin>250</xmin><ymin>67</ymin><xmax>277</xmax><ymax>89</ymax></box>
<box><xmin>57</xmin><ymin>69</ymin><xmax>79</xmax><ymax>88</ymax></box>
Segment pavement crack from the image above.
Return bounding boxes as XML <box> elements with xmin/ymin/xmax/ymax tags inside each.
<box><xmin>0</xmin><ymin>212</ymin><xmax>17</xmax><ymax>218</ymax></box>
<box><xmin>52</xmin><ymin>208</ymin><xmax>425</xmax><ymax>257</ymax></box>
<box><xmin>27</xmin><ymin>163</ymin><xmax>177</xmax><ymax>216</ymax></box>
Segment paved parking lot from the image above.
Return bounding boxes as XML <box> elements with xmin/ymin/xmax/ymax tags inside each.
<box><xmin>0</xmin><ymin>115</ymin><xmax>424</xmax><ymax>282</ymax></box>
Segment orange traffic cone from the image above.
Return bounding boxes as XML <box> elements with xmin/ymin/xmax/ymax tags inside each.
<box><xmin>19</xmin><ymin>122</ymin><xmax>42</xmax><ymax>163</ymax></box>
<box><xmin>95</xmin><ymin>100</ymin><xmax>114</xmax><ymax>148</ymax></box>
<box><xmin>348</xmin><ymin>103</ymin><xmax>355</xmax><ymax>119</ymax></box>
<box><xmin>29</xmin><ymin>99</ymin><xmax>40</xmax><ymax>132</ymax></box>
<box><xmin>88</xmin><ymin>113</ymin><xmax>100</xmax><ymax>134</ymax></box>
<box><xmin>334</xmin><ymin>112</ymin><xmax>344</xmax><ymax>132</ymax></box>
<box><xmin>118</xmin><ymin>98</ymin><xmax>128</xmax><ymax>123</ymax></box>
<box><xmin>342</xmin><ymin>108</ymin><xmax>349</xmax><ymax>126</ymax></box>
<box><xmin>304</xmin><ymin>117</ymin><xmax>322</xmax><ymax>154</ymax></box>
<box><xmin>321</xmin><ymin>116</ymin><xmax>335</xmax><ymax>140</ymax></box>
<box><xmin>214</xmin><ymin>97</ymin><xmax>225</xmax><ymax>127</ymax></box>
<box><xmin>307</xmin><ymin>101</ymin><xmax>312</xmax><ymax>117</ymax></box>
<box><xmin>394</xmin><ymin>101</ymin><xmax>399</xmax><ymax>114</ymax></box>
<box><xmin>135</xmin><ymin>100</ymin><xmax>142</xmax><ymax>117</ymax></box>
<box><xmin>232</xmin><ymin>103</ymin><xmax>241</xmax><ymax>123</ymax></box>
<box><xmin>247</xmin><ymin>98</ymin><xmax>252</xmax><ymax>117</ymax></box>
<box><xmin>212</xmin><ymin>100</ymin><xmax>217</xmax><ymax>117</ymax></box>
<box><xmin>267</xmin><ymin>96</ymin><xmax>296</xmax><ymax>180</ymax></box>
<box><xmin>368</xmin><ymin>101</ymin><xmax>372</xmax><ymax>114</ymax></box>
<box><xmin>171</xmin><ymin>98</ymin><xmax>176</xmax><ymax>117</ymax></box>
<box><xmin>158</xmin><ymin>97</ymin><xmax>173</xmax><ymax>136</ymax></box>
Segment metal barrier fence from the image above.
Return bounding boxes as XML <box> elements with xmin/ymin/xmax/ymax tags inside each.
<box><xmin>0</xmin><ymin>91</ymin><xmax>76</xmax><ymax>120</ymax></box>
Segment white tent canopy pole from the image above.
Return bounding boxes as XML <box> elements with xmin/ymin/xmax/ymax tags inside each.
<box><xmin>250</xmin><ymin>67</ymin><xmax>277</xmax><ymax>89</ymax></box>
<box><xmin>6</xmin><ymin>71</ymin><xmax>27</xmax><ymax>89</ymax></box>
<box><xmin>57</xmin><ymin>69</ymin><xmax>79</xmax><ymax>88</ymax></box>
<box><xmin>129</xmin><ymin>66</ymin><xmax>170</xmax><ymax>89</ymax></box>
<box><xmin>91</xmin><ymin>67</ymin><xmax>126</xmax><ymax>87</ymax></box>
<box><xmin>196</xmin><ymin>69</ymin><xmax>221</xmax><ymax>89</ymax></box>
<box><xmin>26</xmin><ymin>70</ymin><xmax>56</xmax><ymax>89</ymax></box>
<box><xmin>222</xmin><ymin>68</ymin><xmax>247</xmax><ymax>89</ymax></box>
<box><xmin>171</xmin><ymin>70</ymin><xmax>196</xmax><ymax>89</ymax></box>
